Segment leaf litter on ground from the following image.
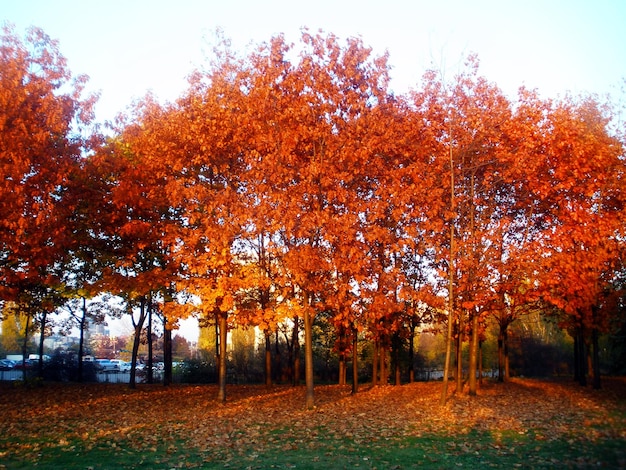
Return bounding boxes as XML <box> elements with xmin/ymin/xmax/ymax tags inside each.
<box><xmin>0</xmin><ymin>377</ymin><xmax>624</xmax><ymax>468</ymax></box>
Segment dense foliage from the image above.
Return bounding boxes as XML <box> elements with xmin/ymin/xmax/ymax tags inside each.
<box><xmin>1</xmin><ymin>26</ymin><xmax>625</xmax><ymax>405</ymax></box>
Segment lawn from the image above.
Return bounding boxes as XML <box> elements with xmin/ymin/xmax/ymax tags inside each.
<box><xmin>0</xmin><ymin>378</ymin><xmax>624</xmax><ymax>469</ymax></box>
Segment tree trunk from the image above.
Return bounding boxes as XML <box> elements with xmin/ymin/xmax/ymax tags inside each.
<box><xmin>440</xmin><ymin>122</ymin><xmax>455</xmax><ymax>406</ymax></box>
<box><xmin>217</xmin><ymin>310</ymin><xmax>228</xmax><ymax>403</ymax></box>
<box><xmin>409</xmin><ymin>321</ymin><xmax>416</xmax><ymax>383</ymax></box>
<box><xmin>20</xmin><ymin>312</ymin><xmax>31</xmax><ymax>382</ymax></box>
<box><xmin>303</xmin><ymin>298</ymin><xmax>315</xmax><ymax>410</ymax></box>
<box><xmin>147</xmin><ymin>300</ymin><xmax>153</xmax><ymax>384</ymax></box>
<box><xmin>274</xmin><ymin>329</ymin><xmax>281</xmax><ymax>383</ymax></box>
<box><xmin>372</xmin><ymin>340</ymin><xmax>379</xmax><ymax>386</ymax></box>
<box><xmin>576</xmin><ymin>327</ymin><xmax>587</xmax><ymax>386</ymax></box>
<box><xmin>380</xmin><ymin>343</ymin><xmax>387</xmax><ymax>385</ymax></box>
<box><xmin>592</xmin><ymin>328</ymin><xmax>601</xmax><ymax>390</ymax></box>
<box><xmin>264</xmin><ymin>330</ymin><xmax>272</xmax><ymax>386</ymax></box>
<box><xmin>129</xmin><ymin>297</ymin><xmax>147</xmax><ymax>389</ymax></box>
<box><xmin>456</xmin><ymin>314</ymin><xmax>464</xmax><ymax>394</ymax></box>
<box><xmin>163</xmin><ymin>321</ymin><xmax>172</xmax><ymax>386</ymax></box>
<box><xmin>497</xmin><ymin>324</ymin><xmax>505</xmax><ymax>382</ymax></box>
<box><xmin>77</xmin><ymin>297</ymin><xmax>87</xmax><ymax>382</ymax></box>
<box><xmin>504</xmin><ymin>328</ymin><xmax>510</xmax><ymax>380</ymax></box>
<box><xmin>440</xmin><ymin>301</ymin><xmax>455</xmax><ymax>405</ymax></box>
<box><xmin>338</xmin><ymin>330</ymin><xmax>346</xmax><ymax>385</ymax></box>
<box><xmin>351</xmin><ymin>328</ymin><xmax>359</xmax><ymax>394</ymax></box>
<box><xmin>468</xmin><ymin>313</ymin><xmax>479</xmax><ymax>396</ymax></box>
<box><xmin>292</xmin><ymin>316</ymin><xmax>301</xmax><ymax>386</ymax></box>
<box><xmin>37</xmin><ymin>311</ymin><xmax>47</xmax><ymax>378</ymax></box>
<box><xmin>478</xmin><ymin>340</ymin><xmax>484</xmax><ymax>385</ymax></box>
<box><xmin>338</xmin><ymin>352</ymin><xmax>346</xmax><ymax>385</ymax></box>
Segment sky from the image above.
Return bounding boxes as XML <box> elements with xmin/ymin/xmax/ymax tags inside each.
<box><xmin>2</xmin><ymin>0</ymin><xmax>626</xmax><ymax>340</ymax></box>
<box><xmin>3</xmin><ymin>0</ymin><xmax>626</xmax><ymax>128</ymax></box>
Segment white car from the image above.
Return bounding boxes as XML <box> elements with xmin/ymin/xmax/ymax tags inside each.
<box><xmin>95</xmin><ymin>359</ymin><xmax>119</xmax><ymax>372</ymax></box>
<box><xmin>110</xmin><ymin>359</ymin><xmax>131</xmax><ymax>372</ymax></box>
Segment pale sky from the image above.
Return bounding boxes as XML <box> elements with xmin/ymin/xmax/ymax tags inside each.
<box><xmin>3</xmin><ymin>0</ymin><xmax>626</xmax><ymax>127</ymax></box>
<box><xmin>2</xmin><ymin>0</ymin><xmax>626</xmax><ymax>340</ymax></box>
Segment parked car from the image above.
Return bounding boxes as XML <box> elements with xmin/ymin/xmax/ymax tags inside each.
<box><xmin>14</xmin><ymin>359</ymin><xmax>36</xmax><ymax>369</ymax></box>
<box><xmin>95</xmin><ymin>359</ymin><xmax>119</xmax><ymax>372</ymax></box>
<box><xmin>0</xmin><ymin>359</ymin><xmax>15</xmax><ymax>371</ymax></box>
<box><xmin>110</xmin><ymin>359</ymin><xmax>131</xmax><ymax>372</ymax></box>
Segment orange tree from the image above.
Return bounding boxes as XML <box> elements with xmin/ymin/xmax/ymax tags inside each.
<box><xmin>0</xmin><ymin>25</ymin><xmax>96</xmax><ymax>371</ymax></box>
<box><xmin>524</xmin><ymin>96</ymin><xmax>625</xmax><ymax>388</ymax></box>
<box><xmin>263</xmin><ymin>32</ymin><xmax>396</xmax><ymax>408</ymax></box>
<box><xmin>196</xmin><ymin>32</ymin><xmax>399</xmax><ymax>407</ymax></box>
<box><xmin>89</xmin><ymin>95</ymin><xmax>187</xmax><ymax>387</ymax></box>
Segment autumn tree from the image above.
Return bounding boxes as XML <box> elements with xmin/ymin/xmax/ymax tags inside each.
<box><xmin>89</xmin><ymin>96</ymin><xmax>187</xmax><ymax>388</ymax></box>
<box><xmin>526</xmin><ymin>96</ymin><xmax>625</xmax><ymax>388</ymax></box>
<box><xmin>0</xmin><ymin>25</ymin><xmax>97</xmax><ymax>374</ymax></box>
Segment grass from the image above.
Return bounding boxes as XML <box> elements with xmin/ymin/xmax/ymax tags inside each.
<box><xmin>0</xmin><ymin>378</ymin><xmax>624</xmax><ymax>469</ymax></box>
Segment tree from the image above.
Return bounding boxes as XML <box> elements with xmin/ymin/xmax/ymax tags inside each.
<box><xmin>0</xmin><ymin>25</ymin><xmax>97</xmax><ymax>370</ymax></box>
<box><xmin>527</xmin><ymin>96</ymin><xmax>625</xmax><ymax>388</ymax></box>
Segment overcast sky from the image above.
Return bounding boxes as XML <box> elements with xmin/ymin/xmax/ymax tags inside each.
<box><xmin>3</xmin><ymin>0</ymin><xmax>626</xmax><ymax>128</ymax></box>
<box><xmin>2</xmin><ymin>0</ymin><xmax>625</xmax><ymax>340</ymax></box>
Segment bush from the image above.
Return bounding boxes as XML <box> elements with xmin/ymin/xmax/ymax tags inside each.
<box><xmin>41</xmin><ymin>353</ymin><xmax>98</xmax><ymax>382</ymax></box>
<box><xmin>177</xmin><ymin>359</ymin><xmax>217</xmax><ymax>384</ymax></box>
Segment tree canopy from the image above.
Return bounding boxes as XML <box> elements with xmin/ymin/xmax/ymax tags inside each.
<box><xmin>1</xmin><ymin>26</ymin><xmax>624</xmax><ymax>403</ymax></box>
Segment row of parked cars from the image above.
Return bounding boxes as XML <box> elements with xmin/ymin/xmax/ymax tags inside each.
<box><xmin>1</xmin><ymin>357</ymin><xmax>159</xmax><ymax>373</ymax></box>
<box><xmin>0</xmin><ymin>359</ymin><xmax>20</xmax><ymax>370</ymax></box>
<box><xmin>93</xmin><ymin>359</ymin><xmax>133</xmax><ymax>372</ymax></box>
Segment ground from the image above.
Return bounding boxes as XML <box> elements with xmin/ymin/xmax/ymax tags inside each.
<box><xmin>0</xmin><ymin>377</ymin><xmax>624</xmax><ymax>469</ymax></box>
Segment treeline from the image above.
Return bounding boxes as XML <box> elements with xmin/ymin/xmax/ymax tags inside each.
<box><xmin>1</xmin><ymin>25</ymin><xmax>625</xmax><ymax>406</ymax></box>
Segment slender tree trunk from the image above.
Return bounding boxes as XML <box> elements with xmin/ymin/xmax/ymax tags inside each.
<box><xmin>392</xmin><ymin>332</ymin><xmax>401</xmax><ymax>386</ymax></box>
<box><xmin>284</xmin><ymin>330</ymin><xmax>293</xmax><ymax>383</ymax></box>
<box><xmin>163</xmin><ymin>321</ymin><xmax>172</xmax><ymax>386</ymax></box>
<box><xmin>78</xmin><ymin>297</ymin><xmax>87</xmax><ymax>382</ymax></box>
<box><xmin>468</xmin><ymin>313</ymin><xmax>479</xmax><ymax>396</ymax></box>
<box><xmin>130</xmin><ymin>297</ymin><xmax>147</xmax><ymax>389</ymax></box>
<box><xmin>215</xmin><ymin>318</ymin><xmax>220</xmax><ymax>369</ymax></box>
<box><xmin>380</xmin><ymin>343</ymin><xmax>387</xmax><ymax>385</ymax></box>
<box><xmin>303</xmin><ymin>299</ymin><xmax>314</xmax><ymax>410</ymax></box>
<box><xmin>264</xmin><ymin>330</ymin><xmax>272</xmax><ymax>386</ymax></box>
<box><xmin>215</xmin><ymin>311</ymin><xmax>228</xmax><ymax>403</ymax></box>
<box><xmin>338</xmin><ymin>352</ymin><xmax>346</xmax><ymax>385</ymax></box>
<box><xmin>574</xmin><ymin>332</ymin><xmax>580</xmax><ymax>382</ymax></box>
<box><xmin>394</xmin><ymin>359</ymin><xmax>401</xmax><ymax>386</ymax></box>
<box><xmin>592</xmin><ymin>328</ymin><xmax>601</xmax><ymax>390</ymax></box>
<box><xmin>585</xmin><ymin>346</ymin><xmax>594</xmax><ymax>384</ymax></box>
<box><xmin>577</xmin><ymin>327</ymin><xmax>587</xmax><ymax>386</ymax></box>
<box><xmin>478</xmin><ymin>340</ymin><xmax>484</xmax><ymax>385</ymax></box>
<box><xmin>338</xmin><ymin>331</ymin><xmax>346</xmax><ymax>385</ymax></box>
<box><xmin>274</xmin><ymin>329</ymin><xmax>281</xmax><ymax>383</ymax></box>
<box><xmin>20</xmin><ymin>312</ymin><xmax>31</xmax><ymax>382</ymax></box>
<box><xmin>456</xmin><ymin>315</ymin><xmax>464</xmax><ymax>393</ymax></box>
<box><xmin>147</xmin><ymin>300</ymin><xmax>153</xmax><ymax>384</ymax></box>
<box><xmin>293</xmin><ymin>316</ymin><xmax>301</xmax><ymax>386</ymax></box>
<box><xmin>466</xmin><ymin>170</ymin><xmax>478</xmax><ymax>395</ymax></box>
<box><xmin>440</xmin><ymin>301</ymin><xmax>455</xmax><ymax>405</ymax></box>
<box><xmin>504</xmin><ymin>329</ymin><xmax>510</xmax><ymax>380</ymax></box>
<box><xmin>497</xmin><ymin>324</ymin><xmax>505</xmax><ymax>382</ymax></box>
<box><xmin>351</xmin><ymin>328</ymin><xmax>359</xmax><ymax>394</ymax></box>
<box><xmin>37</xmin><ymin>311</ymin><xmax>47</xmax><ymax>378</ymax></box>
<box><xmin>440</xmin><ymin>139</ymin><xmax>455</xmax><ymax>404</ymax></box>
<box><xmin>409</xmin><ymin>322</ymin><xmax>416</xmax><ymax>383</ymax></box>
<box><xmin>217</xmin><ymin>310</ymin><xmax>228</xmax><ymax>403</ymax></box>
<box><xmin>372</xmin><ymin>340</ymin><xmax>379</xmax><ymax>386</ymax></box>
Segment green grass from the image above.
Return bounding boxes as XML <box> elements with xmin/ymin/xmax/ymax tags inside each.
<box><xmin>2</xmin><ymin>427</ymin><xmax>624</xmax><ymax>469</ymax></box>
